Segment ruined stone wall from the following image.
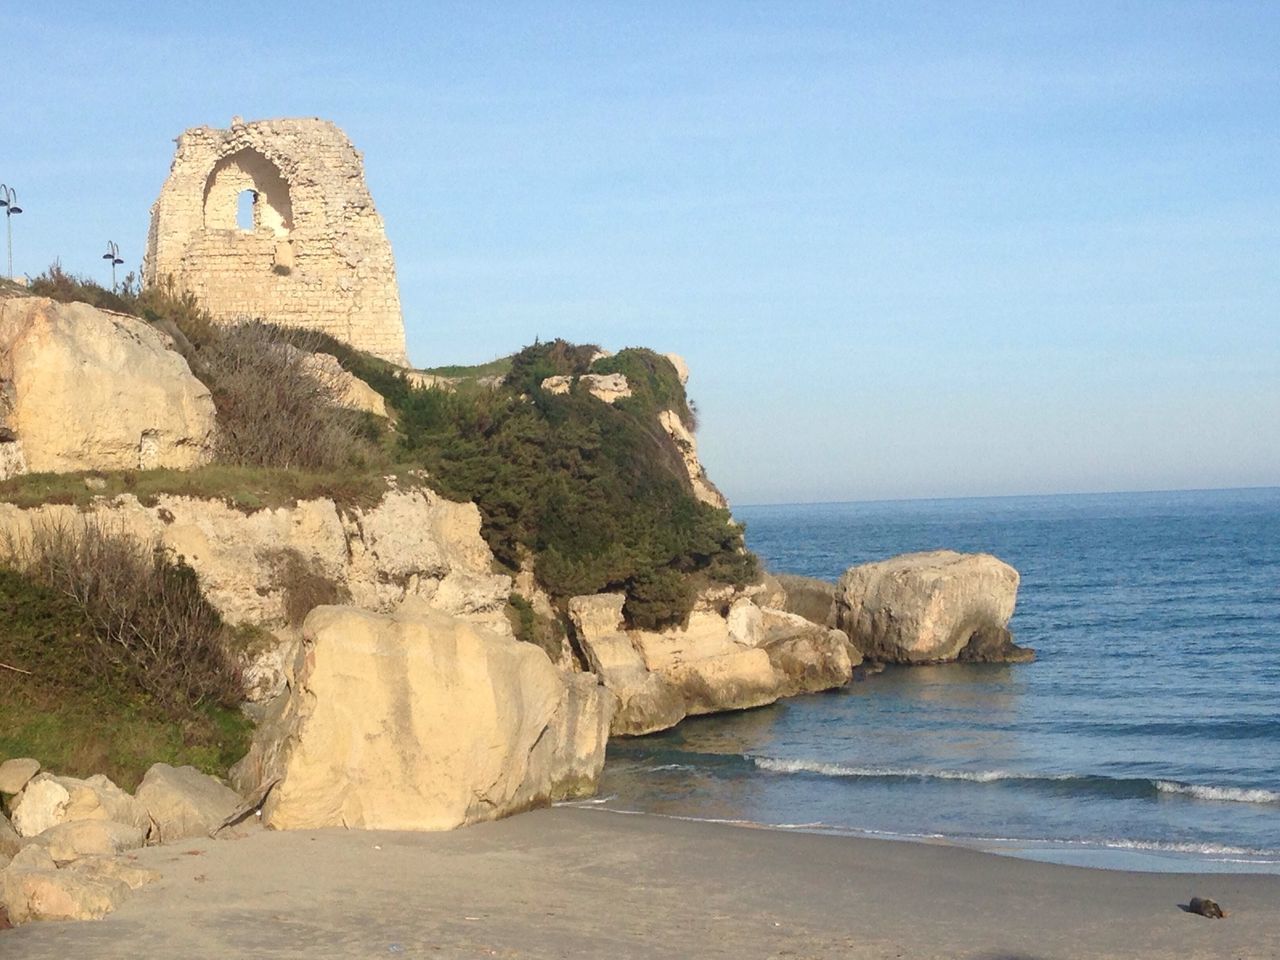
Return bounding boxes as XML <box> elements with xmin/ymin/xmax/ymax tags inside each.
<box><xmin>144</xmin><ymin>118</ymin><xmax>408</xmax><ymax>364</ymax></box>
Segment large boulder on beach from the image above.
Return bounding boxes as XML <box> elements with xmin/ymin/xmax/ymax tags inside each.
<box><xmin>9</xmin><ymin>774</ymin><xmax>148</xmax><ymax>839</ymax></box>
<box><xmin>28</xmin><ymin>819</ymin><xmax>145</xmax><ymax>864</ymax></box>
<box><xmin>0</xmin><ymin>296</ymin><xmax>215</xmax><ymax>476</ymax></box>
<box><xmin>135</xmin><ymin>764</ymin><xmax>243</xmax><ymax>843</ymax></box>
<box><xmin>1</xmin><ymin>848</ymin><xmax>132</xmax><ymax>924</ymax></box>
<box><xmin>834</xmin><ymin>551</ymin><xmax>1031</xmax><ymax>663</ymax></box>
<box><xmin>232</xmin><ymin>604</ymin><xmax>612</xmax><ymax>831</ymax></box>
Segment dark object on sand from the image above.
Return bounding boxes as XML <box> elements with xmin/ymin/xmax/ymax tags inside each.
<box><xmin>1186</xmin><ymin>897</ymin><xmax>1226</xmax><ymax>918</ymax></box>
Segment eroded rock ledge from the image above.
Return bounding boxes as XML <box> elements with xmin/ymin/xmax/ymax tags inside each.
<box><xmin>568</xmin><ymin>590</ymin><xmax>859</xmax><ymax>736</ymax></box>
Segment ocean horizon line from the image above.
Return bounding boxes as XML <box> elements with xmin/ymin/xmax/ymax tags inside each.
<box><xmin>734</xmin><ymin>483</ymin><xmax>1280</xmax><ymax>511</ymax></box>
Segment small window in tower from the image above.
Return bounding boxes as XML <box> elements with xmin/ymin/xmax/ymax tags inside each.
<box><xmin>236</xmin><ymin>190</ymin><xmax>257</xmax><ymax>231</ymax></box>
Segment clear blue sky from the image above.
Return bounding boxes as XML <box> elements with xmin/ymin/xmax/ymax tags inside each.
<box><xmin>5</xmin><ymin>2</ymin><xmax>1277</xmax><ymax>504</ymax></box>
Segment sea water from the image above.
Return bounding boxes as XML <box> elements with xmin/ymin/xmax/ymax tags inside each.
<box><xmin>591</xmin><ymin>488</ymin><xmax>1280</xmax><ymax>872</ymax></box>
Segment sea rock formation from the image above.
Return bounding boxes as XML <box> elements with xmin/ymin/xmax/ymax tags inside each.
<box><xmin>757</xmin><ymin>607</ymin><xmax>860</xmax><ymax>697</ymax></box>
<box><xmin>0</xmin><ymin>296</ymin><xmax>215</xmax><ymax>478</ymax></box>
<box><xmin>772</xmin><ymin>574</ymin><xmax>838</xmax><ymax>628</ymax></box>
<box><xmin>569</xmin><ymin>590</ymin><xmax>856</xmax><ymax>736</ymax></box>
<box><xmin>0</xmin><ymin>485</ymin><xmax>513</xmax><ymax>700</ymax></box>
<box><xmin>833</xmin><ymin>550</ymin><xmax>1032</xmax><ymax>663</ymax></box>
<box><xmin>231</xmin><ymin>604</ymin><xmax>613</xmax><ymax>831</ymax></box>
<box><xmin>567</xmin><ymin>595</ymin><xmax>687</xmax><ymax>735</ymax></box>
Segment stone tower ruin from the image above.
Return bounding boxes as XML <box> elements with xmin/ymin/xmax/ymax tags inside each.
<box><xmin>144</xmin><ymin>117</ymin><xmax>408</xmax><ymax>364</ymax></box>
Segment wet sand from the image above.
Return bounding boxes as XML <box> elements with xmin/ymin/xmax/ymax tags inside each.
<box><xmin>4</xmin><ymin>806</ymin><xmax>1278</xmax><ymax>959</ymax></box>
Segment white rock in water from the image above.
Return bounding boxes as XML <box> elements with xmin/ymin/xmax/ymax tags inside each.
<box><xmin>834</xmin><ymin>550</ymin><xmax>1028</xmax><ymax>663</ymax></box>
<box><xmin>0</xmin><ymin>296</ymin><xmax>215</xmax><ymax>474</ymax></box>
<box><xmin>232</xmin><ymin>604</ymin><xmax>612</xmax><ymax>831</ymax></box>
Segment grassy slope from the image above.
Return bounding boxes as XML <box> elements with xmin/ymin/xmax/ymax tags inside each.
<box><xmin>0</xmin><ymin>465</ymin><xmax>396</xmax><ymax>512</ymax></box>
<box><xmin>416</xmin><ymin>356</ymin><xmax>514</xmax><ymax>379</ymax></box>
<box><xmin>0</xmin><ymin>570</ymin><xmax>250</xmax><ymax>789</ymax></box>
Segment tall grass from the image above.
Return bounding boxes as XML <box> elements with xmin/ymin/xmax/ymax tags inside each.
<box><xmin>4</xmin><ymin>517</ymin><xmax>243</xmax><ymax>710</ymax></box>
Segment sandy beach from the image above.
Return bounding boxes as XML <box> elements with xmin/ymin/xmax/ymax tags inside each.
<box><xmin>4</xmin><ymin>807</ymin><xmax>1277</xmax><ymax>959</ymax></box>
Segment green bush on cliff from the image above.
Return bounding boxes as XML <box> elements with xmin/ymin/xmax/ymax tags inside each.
<box><xmin>386</xmin><ymin>340</ymin><xmax>756</xmax><ymax>628</ymax></box>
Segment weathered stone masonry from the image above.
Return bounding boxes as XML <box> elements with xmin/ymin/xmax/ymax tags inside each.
<box><xmin>144</xmin><ymin>117</ymin><xmax>408</xmax><ymax>364</ymax></box>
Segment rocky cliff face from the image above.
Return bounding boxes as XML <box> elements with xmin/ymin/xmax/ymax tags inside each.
<box><xmin>0</xmin><ymin>486</ymin><xmax>513</xmax><ymax>700</ymax></box>
<box><xmin>0</xmin><ymin>297</ymin><xmax>215</xmax><ymax>478</ymax></box>
<box><xmin>568</xmin><ymin>588</ymin><xmax>858</xmax><ymax>736</ymax></box>
<box><xmin>232</xmin><ymin>605</ymin><xmax>612</xmax><ymax>831</ymax></box>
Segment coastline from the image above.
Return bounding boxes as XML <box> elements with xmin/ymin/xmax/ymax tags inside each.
<box><xmin>6</xmin><ymin>807</ymin><xmax>1278</xmax><ymax>959</ymax></box>
<box><xmin>569</xmin><ymin>801</ymin><xmax>1280</xmax><ymax>875</ymax></box>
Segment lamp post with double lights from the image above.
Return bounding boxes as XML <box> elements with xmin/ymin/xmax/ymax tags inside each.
<box><xmin>0</xmin><ymin>185</ymin><xmax>22</xmax><ymax>280</ymax></box>
<box><xmin>102</xmin><ymin>241</ymin><xmax>124</xmax><ymax>291</ymax></box>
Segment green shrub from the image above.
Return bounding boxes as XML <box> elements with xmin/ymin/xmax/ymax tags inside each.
<box><xmin>199</xmin><ymin>321</ymin><xmax>377</xmax><ymax>471</ymax></box>
<box><xmin>506</xmin><ymin>593</ymin><xmax>567</xmax><ymax>662</ymax></box>
<box><xmin>29</xmin><ymin>261</ymin><xmax>136</xmax><ymax>313</ymax></box>
<box><xmin>389</xmin><ymin>342</ymin><xmax>757</xmax><ymax>627</ymax></box>
<box><xmin>6</xmin><ymin>517</ymin><xmax>243</xmax><ymax>710</ymax></box>
<box><xmin>0</xmin><ymin>538</ymin><xmax>250</xmax><ymax>788</ymax></box>
<box><xmin>591</xmin><ymin>347</ymin><xmax>696</xmax><ymax>429</ymax></box>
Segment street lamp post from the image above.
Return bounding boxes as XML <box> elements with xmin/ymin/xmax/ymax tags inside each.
<box><xmin>0</xmin><ymin>184</ymin><xmax>22</xmax><ymax>281</ymax></box>
<box><xmin>102</xmin><ymin>241</ymin><xmax>124</xmax><ymax>291</ymax></box>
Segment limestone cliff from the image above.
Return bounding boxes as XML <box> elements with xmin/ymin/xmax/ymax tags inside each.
<box><xmin>0</xmin><ymin>486</ymin><xmax>513</xmax><ymax>700</ymax></box>
<box><xmin>0</xmin><ymin>296</ymin><xmax>215</xmax><ymax>478</ymax></box>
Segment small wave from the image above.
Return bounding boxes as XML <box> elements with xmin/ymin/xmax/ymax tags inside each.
<box><xmin>751</xmin><ymin>757</ymin><xmax>1280</xmax><ymax>805</ymax></box>
<box><xmin>1097</xmin><ymin>837</ymin><xmax>1277</xmax><ymax>857</ymax></box>
<box><xmin>553</xmin><ymin>794</ymin><xmax>616</xmax><ymax>807</ymax></box>
<box><xmin>1154</xmin><ymin>781</ymin><xmax>1280</xmax><ymax>804</ymax></box>
<box><xmin>752</xmin><ymin>758</ymin><xmax>1071</xmax><ymax>783</ymax></box>
<box><xmin>645</xmin><ymin>763</ymin><xmax>696</xmax><ymax>772</ymax></box>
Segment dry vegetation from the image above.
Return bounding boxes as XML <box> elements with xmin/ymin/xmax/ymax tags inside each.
<box><xmin>5</xmin><ymin>517</ymin><xmax>242</xmax><ymax>708</ymax></box>
<box><xmin>0</xmin><ymin>518</ymin><xmax>249</xmax><ymax>786</ymax></box>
